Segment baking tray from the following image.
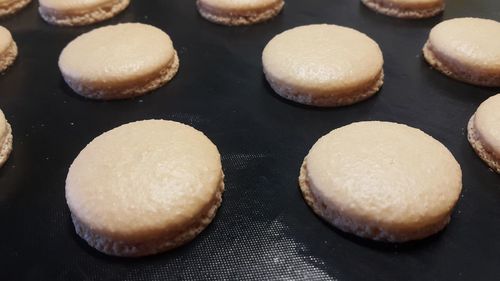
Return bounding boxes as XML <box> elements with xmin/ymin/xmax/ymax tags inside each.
<box><xmin>1</xmin><ymin>0</ymin><xmax>499</xmax><ymax>280</ymax></box>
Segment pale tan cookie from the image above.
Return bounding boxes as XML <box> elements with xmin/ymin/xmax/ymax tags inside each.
<box><xmin>361</xmin><ymin>0</ymin><xmax>444</xmax><ymax>19</ymax></box>
<box><xmin>197</xmin><ymin>0</ymin><xmax>284</xmax><ymax>26</ymax></box>
<box><xmin>0</xmin><ymin>26</ymin><xmax>18</xmax><ymax>73</ymax></box>
<box><xmin>66</xmin><ymin>120</ymin><xmax>224</xmax><ymax>257</ymax></box>
<box><xmin>0</xmin><ymin>109</ymin><xmax>13</xmax><ymax>168</ymax></box>
<box><xmin>423</xmin><ymin>18</ymin><xmax>500</xmax><ymax>87</ymax></box>
<box><xmin>467</xmin><ymin>94</ymin><xmax>500</xmax><ymax>173</ymax></box>
<box><xmin>299</xmin><ymin>121</ymin><xmax>462</xmax><ymax>242</ymax></box>
<box><xmin>59</xmin><ymin>23</ymin><xmax>179</xmax><ymax>100</ymax></box>
<box><xmin>262</xmin><ymin>24</ymin><xmax>384</xmax><ymax>107</ymax></box>
<box><xmin>38</xmin><ymin>0</ymin><xmax>129</xmax><ymax>26</ymax></box>
<box><xmin>0</xmin><ymin>0</ymin><xmax>31</xmax><ymax>17</ymax></box>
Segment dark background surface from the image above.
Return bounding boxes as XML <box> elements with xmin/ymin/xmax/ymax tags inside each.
<box><xmin>1</xmin><ymin>0</ymin><xmax>500</xmax><ymax>280</ymax></box>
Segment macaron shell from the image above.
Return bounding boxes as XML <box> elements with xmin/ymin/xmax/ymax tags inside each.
<box><xmin>0</xmin><ymin>26</ymin><xmax>12</xmax><ymax>54</ymax></box>
<box><xmin>305</xmin><ymin>122</ymin><xmax>462</xmax><ymax>233</ymax></box>
<box><xmin>0</xmin><ymin>109</ymin><xmax>13</xmax><ymax>168</ymax></box>
<box><xmin>429</xmin><ymin>18</ymin><xmax>500</xmax><ymax>73</ymax></box>
<box><xmin>0</xmin><ymin>0</ymin><xmax>31</xmax><ymax>17</ymax></box>
<box><xmin>39</xmin><ymin>0</ymin><xmax>130</xmax><ymax>26</ymax></box>
<box><xmin>0</xmin><ymin>109</ymin><xmax>7</xmax><ymax>145</ymax></box>
<box><xmin>0</xmin><ymin>26</ymin><xmax>17</xmax><ymax>72</ymax></box>
<box><xmin>66</xmin><ymin>120</ymin><xmax>223</xmax><ymax>243</ymax></box>
<box><xmin>59</xmin><ymin>23</ymin><xmax>175</xmax><ymax>89</ymax></box>
<box><xmin>197</xmin><ymin>0</ymin><xmax>284</xmax><ymax>26</ymax></box>
<box><xmin>198</xmin><ymin>0</ymin><xmax>281</xmax><ymax>12</ymax></box>
<box><xmin>262</xmin><ymin>24</ymin><xmax>383</xmax><ymax>96</ymax></box>
<box><xmin>362</xmin><ymin>0</ymin><xmax>444</xmax><ymax>18</ymax></box>
<box><xmin>39</xmin><ymin>0</ymin><xmax>118</xmax><ymax>11</ymax></box>
<box><xmin>473</xmin><ymin>94</ymin><xmax>500</xmax><ymax>157</ymax></box>
<box><xmin>468</xmin><ymin>115</ymin><xmax>500</xmax><ymax>174</ymax></box>
<box><xmin>372</xmin><ymin>0</ymin><xmax>443</xmax><ymax>8</ymax></box>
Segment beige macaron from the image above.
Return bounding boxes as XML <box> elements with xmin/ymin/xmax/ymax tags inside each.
<box><xmin>299</xmin><ymin>121</ymin><xmax>462</xmax><ymax>242</ymax></box>
<box><xmin>197</xmin><ymin>0</ymin><xmax>284</xmax><ymax>26</ymax></box>
<box><xmin>0</xmin><ymin>109</ymin><xmax>13</xmax><ymax>168</ymax></box>
<box><xmin>66</xmin><ymin>120</ymin><xmax>224</xmax><ymax>257</ymax></box>
<box><xmin>39</xmin><ymin>0</ymin><xmax>130</xmax><ymax>26</ymax></box>
<box><xmin>262</xmin><ymin>24</ymin><xmax>384</xmax><ymax>107</ymax></box>
<box><xmin>468</xmin><ymin>94</ymin><xmax>500</xmax><ymax>173</ymax></box>
<box><xmin>423</xmin><ymin>18</ymin><xmax>500</xmax><ymax>87</ymax></box>
<box><xmin>0</xmin><ymin>26</ymin><xmax>17</xmax><ymax>73</ymax></box>
<box><xmin>0</xmin><ymin>0</ymin><xmax>31</xmax><ymax>17</ymax></box>
<box><xmin>361</xmin><ymin>0</ymin><xmax>444</xmax><ymax>19</ymax></box>
<box><xmin>59</xmin><ymin>23</ymin><xmax>179</xmax><ymax>100</ymax></box>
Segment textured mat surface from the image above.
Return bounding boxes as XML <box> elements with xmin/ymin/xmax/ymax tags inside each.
<box><xmin>0</xmin><ymin>0</ymin><xmax>499</xmax><ymax>280</ymax></box>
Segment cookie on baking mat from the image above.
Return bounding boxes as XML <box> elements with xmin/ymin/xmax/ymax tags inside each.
<box><xmin>0</xmin><ymin>109</ymin><xmax>13</xmax><ymax>168</ymax></box>
<box><xmin>468</xmin><ymin>94</ymin><xmax>500</xmax><ymax>174</ymax></box>
<box><xmin>262</xmin><ymin>24</ymin><xmax>384</xmax><ymax>107</ymax></box>
<box><xmin>197</xmin><ymin>0</ymin><xmax>284</xmax><ymax>26</ymax></box>
<box><xmin>361</xmin><ymin>0</ymin><xmax>444</xmax><ymax>19</ymax></box>
<box><xmin>299</xmin><ymin>121</ymin><xmax>462</xmax><ymax>242</ymax></box>
<box><xmin>423</xmin><ymin>18</ymin><xmax>500</xmax><ymax>87</ymax></box>
<box><xmin>0</xmin><ymin>0</ymin><xmax>31</xmax><ymax>17</ymax></box>
<box><xmin>39</xmin><ymin>0</ymin><xmax>130</xmax><ymax>26</ymax></box>
<box><xmin>58</xmin><ymin>23</ymin><xmax>179</xmax><ymax>100</ymax></box>
<box><xmin>0</xmin><ymin>26</ymin><xmax>17</xmax><ymax>73</ymax></box>
<box><xmin>66</xmin><ymin>120</ymin><xmax>224</xmax><ymax>257</ymax></box>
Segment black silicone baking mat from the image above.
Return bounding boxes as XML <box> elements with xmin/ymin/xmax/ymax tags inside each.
<box><xmin>1</xmin><ymin>0</ymin><xmax>500</xmax><ymax>280</ymax></box>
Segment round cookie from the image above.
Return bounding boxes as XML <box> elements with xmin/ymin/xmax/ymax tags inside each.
<box><xmin>467</xmin><ymin>94</ymin><xmax>500</xmax><ymax>173</ymax></box>
<box><xmin>262</xmin><ymin>24</ymin><xmax>384</xmax><ymax>107</ymax></box>
<box><xmin>66</xmin><ymin>120</ymin><xmax>224</xmax><ymax>257</ymax></box>
<box><xmin>0</xmin><ymin>0</ymin><xmax>31</xmax><ymax>17</ymax></box>
<box><xmin>39</xmin><ymin>0</ymin><xmax>130</xmax><ymax>26</ymax></box>
<box><xmin>299</xmin><ymin>121</ymin><xmax>462</xmax><ymax>242</ymax></box>
<box><xmin>197</xmin><ymin>0</ymin><xmax>284</xmax><ymax>26</ymax></box>
<box><xmin>59</xmin><ymin>23</ymin><xmax>179</xmax><ymax>100</ymax></box>
<box><xmin>361</xmin><ymin>0</ymin><xmax>444</xmax><ymax>19</ymax></box>
<box><xmin>0</xmin><ymin>109</ymin><xmax>13</xmax><ymax>168</ymax></box>
<box><xmin>0</xmin><ymin>26</ymin><xmax>18</xmax><ymax>73</ymax></box>
<box><xmin>423</xmin><ymin>18</ymin><xmax>500</xmax><ymax>87</ymax></box>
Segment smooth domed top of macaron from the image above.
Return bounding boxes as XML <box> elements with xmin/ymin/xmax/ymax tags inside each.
<box><xmin>474</xmin><ymin>94</ymin><xmax>500</xmax><ymax>156</ymax></box>
<box><xmin>66</xmin><ymin>120</ymin><xmax>223</xmax><ymax>243</ymax></box>
<box><xmin>0</xmin><ymin>26</ymin><xmax>13</xmax><ymax>54</ymax></box>
<box><xmin>59</xmin><ymin>23</ymin><xmax>175</xmax><ymax>88</ymax></box>
<box><xmin>305</xmin><ymin>121</ymin><xmax>462</xmax><ymax>228</ymax></box>
<box><xmin>262</xmin><ymin>24</ymin><xmax>383</xmax><ymax>95</ymax></box>
<box><xmin>199</xmin><ymin>0</ymin><xmax>282</xmax><ymax>12</ymax></box>
<box><xmin>429</xmin><ymin>18</ymin><xmax>500</xmax><ymax>72</ymax></box>
<box><xmin>39</xmin><ymin>0</ymin><xmax>117</xmax><ymax>11</ymax></box>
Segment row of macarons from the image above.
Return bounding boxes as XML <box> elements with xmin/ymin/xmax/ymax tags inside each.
<box><xmin>3</xmin><ymin>92</ymin><xmax>496</xmax><ymax>257</ymax></box>
<box><xmin>2</xmin><ymin>15</ymin><xmax>500</xmax><ymax>102</ymax></box>
<box><xmin>0</xmin><ymin>93</ymin><xmax>498</xmax><ymax>257</ymax></box>
<box><xmin>1</xmin><ymin>0</ymin><xmax>447</xmax><ymax>27</ymax></box>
